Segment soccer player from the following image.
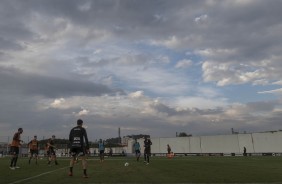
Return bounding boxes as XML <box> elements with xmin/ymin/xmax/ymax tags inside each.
<box><xmin>28</xmin><ymin>135</ymin><xmax>39</xmax><ymax>164</ymax></box>
<box><xmin>167</xmin><ymin>144</ymin><xmax>171</xmax><ymax>154</ymax></box>
<box><xmin>143</xmin><ymin>137</ymin><xmax>152</xmax><ymax>165</ymax></box>
<box><xmin>133</xmin><ymin>139</ymin><xmax>141</xmax><ymax>161</ymax></box>
<box><xmin>98</xmin><ymin>139</ymin><xmax>105</xmax><ymax>162</ymax></box>
<box><xmin>9</xmin><ymin>128</ymin><xmax>23</xmax><ymax>170</ymax></box>
<box><xmin>69</xmin><ymin>119</ymin><xmax>89</xmax><ymax>178</ymax></box>
<box><xmin>45</xmin><ymin>138</ymin><xmax>51</xmax><ymax>162</ymax></box>
<box><xmin>47</xmin><ymin>135</ymin><xmax>58</xmax><ymax>165</ymax></box>
<box><xmin>109</xmin><ymin>147</ymin><xmax>113</xmax><ymax>157</ymax></box>
<box><xmin>243</xmin><ymin>146</ymin><xmax>247</xmax><ymax>156</ymax></box>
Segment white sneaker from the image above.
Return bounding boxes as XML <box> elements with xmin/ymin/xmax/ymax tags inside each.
<box><xmin>9</xmin><ymin>166</ymin><xmax>15</xmax><ymax>170</ymax></box>
<box><xmin>146</xmin><ymin>162</ymin><xmax>149</xmax><ymax>165</ymax></box>
<box><xmin>15</xmin><ymin>166</ymin><xmax>20</xmax><ymax>169</ymax></box>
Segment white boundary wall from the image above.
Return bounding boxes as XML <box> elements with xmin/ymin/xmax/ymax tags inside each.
<box><xmin>132</xmin><ymin>131</ymin><xmax>282</xmax><ymax>154</ymax></box>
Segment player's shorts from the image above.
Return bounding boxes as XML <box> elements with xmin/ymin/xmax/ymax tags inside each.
<box><xmin>135</xmin><ymin>150</ymin><xmax>140</xmax><ymax>154</ymax></box>
<box><xmin>10</xmin><ymin>146</ymin><xmax>19</xmax><ymax>155</ymax></box>
<box><xmin>99</xmin><ymin>150</ymin><xmax>104</xmax><ymax>155</ymax></box>
<box><xmin>70</xmin><ymin>147</ymin><xmax>86</xmax><ymax>157</ymax></box>
<box><xmin>30</xmin><ymin>149</ymin><xmax>38</xmax><ymax>155</ymax></box>
<box><xmin>49</xmin><ymin>149</ymin><xmax>56</xmax><ymax>156</ymax></box>
<box><xmin>144</xmin><ymin>148</ymin><xmax>151</xmax><ymax>155</ymax></box>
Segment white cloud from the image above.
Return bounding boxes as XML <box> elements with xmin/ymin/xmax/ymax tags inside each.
<box><xmin>93</xmin><ymin>49</ymin><xmax>102</xmax><ymax>54</ymax></box>
<box><xmin>175</xmin><ymin>59</ymin><xmax>192</xmax><ymax>69</ymax></box>
<box><xmin>272</xmin><ymin>80</ymin><xmax>282</xmax><ymax>85</ymax></box>
<box><xmin>78</xmin><ymin>108</ymin><xmax>90</xmax><ymax>116</ymax></box>
<box><xmin>195</xmin><ymin>48</ymin><xmax>237</xmax><ymax>60</ymax></box>
<box><xmin>129</xmin><ymin>91</ymin><xmax>145</xmax><ymax>99</ymax></box>
<box><xmin>201</xmin><ymin>60</ymin><xmax>277</xmax><ymax>86</ymax></box>
<box><xmin>50</xmin><ymin>98</ymin><xmax>66</xmax><ymax>108</ymax></box>
<box><xmin>224</xmin><ymin>103</ymin><xmax>248</xmax><ymax>117</ymax></box>
<box><xmin>194</xmin><ymin>14</ymin><xmax>208</xmax><ymax>24</ymax></box>
<box><xmin>150</xmin><ymin>35</ymin><xmax>181</xmax><ymax>49</ymax></box>
<box><xmin>78</xmin><ymin>1</ymin><xmax>92</xmax><ymax>12</ymax></box>
<box><xmin>258</xmin><ymin>88</ymin><xmax>282</xmax><ymax>95</ymax></box>
<box><xmin>252</xmin><ymin>79</ymin><xmax>269</xmax><ymax>86</ymax></box>
<box><xmin>170</xmin><ymin>96</ymin><xmax>228</xmax><ymax>109</ymax></box>
<box><xmin>153</xmin><ymin>14</ymin><xmax>167</xmax><ymax>22</ymax></box>
<box><xmin>2</xmin><ymin>0</ymin><xmax>282</xmax><ymax>139</ymax></box>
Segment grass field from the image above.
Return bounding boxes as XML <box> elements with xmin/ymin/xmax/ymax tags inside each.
<box><xmin>1</xmin><ymin>156</ymin><xmax>282</xmax><ymax>183</ymax></box>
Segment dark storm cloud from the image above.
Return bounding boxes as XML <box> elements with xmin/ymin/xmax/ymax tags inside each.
<box><xmin>151</xmin><ymin>102</ymin><xmax>223</xmax><ymax>116</ymax></box>
<box><xmin>0</xmin><ymin>37</ymin><xmax>23</xmax><ymax>50</ymax></box>
<box><xmin>0</xmin><ymin>0</ymin><xmax>203</xmax><ymax>42</ymax></box>
<box><xmin>3</xmin><ymin>0</ymin><xmax>282</xmax><ymax>61</ymax></box>
<box><xmin>0</xmin><ymin>66</ymin><xmax>124</xmax><ymax>98</ymax></box>
<box><xmin>1</xmin><ymin>0</ymin><xmax>282</xmax><ymax>140</ymax></box>
<box><xmin>209</xmin><ymin>1</ymin><xmax>282</xmax><ymax>61</ymax></box>
<box><xmin>0</xmin><ymin>1</ymin><xmax>36</xmax><ymax>51</ymax></box>
<box><xmin>246</xmin><ymin>100</ymin><xmax>278</xmax><ymax>112</ymax></box>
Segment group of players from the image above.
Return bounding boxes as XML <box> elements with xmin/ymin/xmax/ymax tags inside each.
<box><xmin>9</xmin><ymin>119</ymin><xmax>90</xmax><ymax>178</ymax></box>
<box><xmin>9</xmin><ymin>130</ymin><xmax>59</xmax><ymax>170</ymax></box>
<box><xmin>28</xmin><ymin>135</ymin><xmax>58</xmax><ymax>165</ymax></box>
<box><xmin>9</xmin><ymin>119</ymin><xmax>153</xmax><ymax>178</ymax></box>
<box><xmin>132</xmin><ymin>136</ymin><xmax>152</xmax><ymax>165</ymax></box>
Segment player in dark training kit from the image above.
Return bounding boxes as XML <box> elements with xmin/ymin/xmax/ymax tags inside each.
<box><xmin>144</xmin><ymin>137</ymin><xmax>152</xmax><ymax>165</ymax></box>
<box><xmin>69</xmin><ymin>119</ymin><xmax>89</xmax><ymax>178</ymax></box>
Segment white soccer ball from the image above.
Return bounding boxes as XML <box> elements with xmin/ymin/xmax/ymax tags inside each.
<box><xmin>124</xmin><ymin>162</ymin><xmax>129</xmax><ymax>166</ymax></box>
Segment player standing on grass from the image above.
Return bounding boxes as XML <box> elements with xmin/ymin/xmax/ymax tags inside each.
<box><xmin>9</xmin><ymin>128</ymin><xmax>23</xmax><ymax>170</ymax></box>
<box><xmin>143</xmin><ymin>137</ymin><xmax>152</xmax><ymax>165</ymax></box>
<box><xmin>28</xmin><ymin>135</ymin><xmax>39</xmax><ymax>164</ymax></box>
<box><xmin>243</xmin><ymin>146</ymin><xmax>247</xmax><ymax>156</ymax></box>
<box><xmin>47</xmin><ymin>135</ymin><xmax>58</xmax><ymax>165</ymax></box>
<box><xmin>98</xmin><ymin>139</ymin><xmax>105</xmax><ymax>162</ymax></box>
<box><xmin>167</xmin><ymin>144</ymin><xmax>171</xmax><ymax>154</ymax></box>
<box><xmin>45</xmin><ymin>138</ymin><xmax>51</xmax><ymax>162</ymax></box>
<box><xmin>69</xmin><ymin>119</ymin><xmax>89</xmax><ymax>178</ymax></box>
<box><xmin>133</xmin><ymin>139</ymin><xmax>141</xmax><ymax>161</ymax></box>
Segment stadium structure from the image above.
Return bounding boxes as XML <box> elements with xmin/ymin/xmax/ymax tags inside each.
<box><xmin>122</xmin><ymin>130</ymin><xmax>282</xmax><ymax>157</ymax></box>
<box><xmin>1</xmin><ymin>130</ymin><xmax>282</xmax><ymax>157</ymax></box>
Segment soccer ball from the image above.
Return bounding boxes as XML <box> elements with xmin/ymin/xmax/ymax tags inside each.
<box><xmin>124</xmin><ymin>162</ymin><xmax>129</xmax><ymax>166</ymax></box>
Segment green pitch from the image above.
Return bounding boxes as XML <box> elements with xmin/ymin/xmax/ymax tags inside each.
<box><xmin>1</xmin><ymin>156</ymin><xmax>282</xmax><ymax>183</ymax></box>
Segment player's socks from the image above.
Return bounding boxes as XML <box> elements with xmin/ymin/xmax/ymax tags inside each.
<box><xmin>83</xmin><ymin>169</ymin><xmax>88</xmax><ymax>178</ymax></box>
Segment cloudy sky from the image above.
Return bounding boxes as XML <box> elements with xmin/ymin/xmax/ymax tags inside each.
<box><xmin>1</xmin><ymin>0</ymin><xmax>282</xmax><ymax>141</ymax></box>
